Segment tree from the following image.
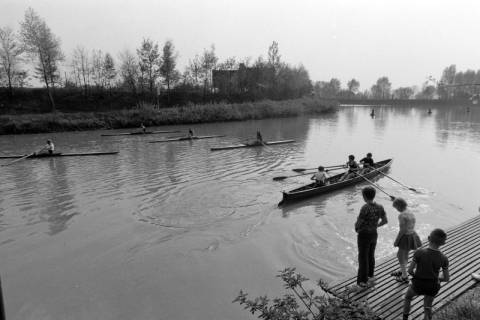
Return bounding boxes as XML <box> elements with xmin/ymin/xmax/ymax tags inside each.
<box><xmin>118</xmin><ymin>49</ymin><xmax>139</xmax><ymax>96</ymax></box>
<box><xmin>137</xmin><ymin>38</ymin><xmax>160</xmax><ymax>95</ymax></box>
<box><xmin>20</xmin><ymin>8</ymin><xmax>63</xmax><ymax>111</ymax></box>
<box><xmin>159</xmin><ymin>39</ymin><xmax>179</xmax><ymax>92</ymax></box>
<box><xmin>371</xmin><ymin>77</ymin><xmax>391</xmax><ymax>99</ymax></box>
<box><xmin>187</xmin><ymin>54</ymin><xmax>202</xmax><ymax>87</ymax></box>
<box><xmin>0</xmin><ymin>26</ymin><xmax>27</xmax><ymax>98</ymax></box>
<box><xmin>200</xmin><ymin>44</ymin><xmax>218</xmax><ymax>96</ymax></box>
<box><xmin>71</xmin><ymin>46</ymin><xmax>91</xmax><ymax>95</ymax></box>
<box><xmin>267</xmin><ymin>41</ymin><xmax>281</xmax><ymax>69</ymax></box>
<box><xmin>393</xmin><ymin>87</ymin><xmax>414</xmax><ymax>99</ymax></box>
<box><xmin>437</xmin><ymin>65</ymin><xmax>456</xmax><ymax>99</ymax></box>
<box><xmin>103</xmin><ymin>53</ymin><xmax>116</xmax><ymax>91</ymax></box>
<box><xmin>347</xmin><ymin>79</ymin><xmax>360</xmax><ymax>96</ymax></box>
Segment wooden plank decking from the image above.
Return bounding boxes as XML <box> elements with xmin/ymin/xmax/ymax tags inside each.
<box><xmin>329</xmin><ymin>215</ymin><xmax>480</xmax><ymax>320</ymax></box>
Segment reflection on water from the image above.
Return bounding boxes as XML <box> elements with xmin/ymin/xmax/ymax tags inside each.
<box><xmin>1</xmin><ymin>106</ymin><xmax>480</xmax><ymax>319</ymax></box>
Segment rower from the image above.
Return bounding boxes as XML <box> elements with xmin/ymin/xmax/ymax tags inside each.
<box><xmin>38</xmin><ymin>139</ymin><xmax>54</xmax><ymax>155</ymax></box>
<box><xmin>188</xmin><ymin>128</ymin><xmax>194</xmax><ymax>139</ymax></box>
<box><xmin>140</xmin><ymin>123</ymin><xmax>146</xmax><ymax>133</ymax></box>
<box><xmin>370</xmin><ymin>109</ymin><xmax>375</xmax><ymax>117</ymax></box>
<box><xmin>256</xmin><ymin>130</ymin><xmax>263</xmax><ymax>144</ymax></box>
<box><xmin>427</xmin><ymin>109</ymin><xmax>432</xmax><ymax>115</ymax></box>
<box><xmin>339</xmin><ymin>154</ymin><xmax>359</xmax><ymax>181</ymax></box>
<box><xmin>359</xmin><ymin>152</ymin><xmax>375</xmax><ymax>173</ymax></box>
<box><xmin>311</xmin><ymin>166</ymin><xmax>329</xmax><ymax>186</ymax></box>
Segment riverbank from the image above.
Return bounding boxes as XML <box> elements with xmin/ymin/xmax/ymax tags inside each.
<box><xmin>0</xmin><ymin>97</ymin><xmax>337</xmax><ymax>135</ymax></box>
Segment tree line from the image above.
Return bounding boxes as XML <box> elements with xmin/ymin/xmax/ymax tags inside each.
<box><xmin>0</xmin><ymin>8</ymin><xmax>312</xmax><ymax>112</ymax></box>
<box><xmin>314</xmin><ymin>65</ymin><xmax>480</xmax><ymax>101</ymax></box>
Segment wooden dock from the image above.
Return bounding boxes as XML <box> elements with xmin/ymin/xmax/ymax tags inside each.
<box><xmin>329</xmin><ymin>215</ymin><xmax>480</xmax><ymax>320</ymax></box>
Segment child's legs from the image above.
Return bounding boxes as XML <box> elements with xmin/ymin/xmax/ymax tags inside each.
<box><xmin>403</xmin><ymin>286</ymin><xmax>417</xmax><ymax>317</ymax></box>
<box><xmin>398</xmin><ymin>249</ymin><xmax>409</xmax><ymax>277</ymax></box>
<box><xmin>368</xmin><ymin>235</ymin><xmax>377</xmax><ymax>278</ymax></box>
<box><xmin>423</xmin><ymin>295</ymin><xmax>434</xmax><ymax>320</ymax></box>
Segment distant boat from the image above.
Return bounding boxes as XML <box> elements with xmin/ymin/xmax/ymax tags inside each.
<box><xmin>101</xmin><ymin>130</ymin><xmax>179</xmax><ymax>136</ymax></box>
<box><xmin>210</xmin><ymin>139</ymin><xmax>295</xmax><ymax>151</ymax></box>
<box><xmin>0</xmin><ymin>151</ymin><xmax>119</xmax><ymax>159</ymax></box>
<box><xmin>148</xmin><ymin>135</ymin><xmax>225</xmax><ymax>143</ymax></box>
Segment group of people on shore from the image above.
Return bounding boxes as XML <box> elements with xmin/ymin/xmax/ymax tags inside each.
<box><xmin>354</xmin><ymin>186</ymin><xmax>449</xmax><ymax>320</ymax></box>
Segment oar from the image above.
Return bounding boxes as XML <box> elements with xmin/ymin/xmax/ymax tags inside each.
<box><xmin>292</xmin><ymin>164</ymin><xmax>345</xmax><ymax>172</ymax></box>
<box><xmin>1</xmin><ymin>152</ymin><xmax>36</xmax><ymax>166</ymax></box>
<box><xmin>369</xmin><ymin>167</ymin><xmax>418</xmax><ymax>192</ymax></box>
<box><xmin>354</xmin><ymin>171</ymin><xmax>395</xmax><ymax>201</ymax></box>
<box><xmin>273</xmin><ymin>167</ymin><xmax>345</xmax><ymax>181</ymax></box>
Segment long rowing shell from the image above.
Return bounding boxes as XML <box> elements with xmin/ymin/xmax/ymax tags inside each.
<box><xmin>101</xmin><ymin>130</ymin><xmax>179</xmax><ymax>136</ymax></box>
<box><xmin>148</xmin><ymin>135</ymin><xmax>225</xmax><ymax>143</ymax></box>
<box><xmin>210</xmin><ymin>139</ymin><xmax>295</xmax><ymax>151</ymax></box>
<box><xmin>0</xmin><ymin>151</ymin><xmax>119</xmax><ymax>159</ymax></box>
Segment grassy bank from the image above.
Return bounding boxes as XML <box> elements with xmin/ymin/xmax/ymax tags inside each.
<box><xmin>434</xmin><ymin>286</ymin><xmax>480</xmax><ymax>320</ymax></box>
<box><xmin>0</xmin><ymin>97</ymin><xmax>337</xmax><ymax>135</ymax></box>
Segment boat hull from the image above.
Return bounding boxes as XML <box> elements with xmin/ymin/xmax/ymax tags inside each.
<box><xmin>210</xmin><ymin>139</ymin><xmax>295</xmax><ymax>151</ymax></box>
<box><xmin>148</xmin><ymin>135</ymin><xmax>225</xmax><ymax>143</ymax></box>
<box><xmin>0</xmin><ymin>151</ymin><xmax>119</xmax><ymax>159</ymax></box>
<box><xmin>279</xmin><ymin>158</ymin><xmax>393</xmax><ymax>205</ymax></box>
<box><xmin>101</xmin><ymin>130</ymin><xmax>179</xmax><ymax>136</ymax></box>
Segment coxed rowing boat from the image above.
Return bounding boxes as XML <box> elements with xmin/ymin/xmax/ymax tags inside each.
<box><xmin>278</xmin><ymin>158</ymin><xmax>393</xmax><ymax>206</ymax></box>
<box><xmin>210</xmin><ymin>139</ymin><xmax>295</xmax><ymax>151</ymax></box>
<box><xmin>0</xmin><ymin>151</ymin><xmax>119</xmax><ymax>159</ymax></box>
<box><xmin>101</xmin><ymin>130</ymin><xmax>179</xmax><ymax>136</ymax></box>
<box><xmin>148</xmin><ymin>135</ymin><xmax>225</xmax><ymax>143</ymax></box>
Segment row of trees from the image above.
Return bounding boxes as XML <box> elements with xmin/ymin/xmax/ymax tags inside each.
<box><xmin>0</xmin><ymin>8</ymin><xmax>312</xmax><ymax>112</ymax></box>
<box><xmin>314</xmin><ymin>65</ymin><xmax>480</xmax><ymax>101</ymax></box>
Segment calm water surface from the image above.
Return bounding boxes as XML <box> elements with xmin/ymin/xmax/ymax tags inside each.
<box><xmin>1</xmin><ymin>105</ymin><xmax>479</xmax><ymax>319</ymax></box>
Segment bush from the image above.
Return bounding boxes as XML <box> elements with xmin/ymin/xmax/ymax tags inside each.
<box><xmin>233</xmin><ymin>268</ymin><xmax>380</xmax><ymax>320</ymax></box>
<box><xmin>433</xmin><ymin>287</ymin><xmax>480</xmax><ymax>320</ymax></box>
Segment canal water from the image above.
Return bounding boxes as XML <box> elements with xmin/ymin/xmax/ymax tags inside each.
<box><xmin>0</xmin><ymin>105</ymin><xmax>479</xmax><ymax>320</ymax></box>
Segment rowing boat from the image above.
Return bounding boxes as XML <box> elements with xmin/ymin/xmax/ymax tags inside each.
<box><xmin>278</xmin><ymin>158</ymin><xmax>393</xmax><ymax>206</ymax></box>
<box><xmin>101</xmin><ymin>130</ymin><xmax>179</xmax><ymax>136</ymax></box>
<box><xmin>210</xmin><ymin>139</ymin><xmax>295</xmax><ymax>151</ymax></box>
<box><xmin>148</xmin><ymin>135</ymin><xmax>225</xmax><ymax>143</ymax></box>
<box><xmin>0</xmin><ymin>151</ymin><xmax>119</xmax><ymax>159</ymax></box>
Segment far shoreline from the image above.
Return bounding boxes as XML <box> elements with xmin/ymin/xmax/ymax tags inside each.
<box><xmin>0</xmin><ymin>97</ymin><xmax>338</xmax><ymax>135</ymax></box>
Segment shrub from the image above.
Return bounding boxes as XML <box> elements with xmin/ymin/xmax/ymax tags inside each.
<box><xmin>233</xmin><ymin>268</ymin><xmax>380</xmax><ymax>320</ymax></box>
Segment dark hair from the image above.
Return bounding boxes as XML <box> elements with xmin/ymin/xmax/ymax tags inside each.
<box><xmin>362</xmin><ymin>186</ymin><xmax>376</xmax><ymax>200</ymax></box>
<box><xmin>367</xmin><ymin>153</ymin><xmax>372</xmax><ymax>157</ymax></box>
<box><xmin>429</xmin><ymin>228</ymin><xmax>447</xmax><ymax>246</ymax></box>
<box><xmin>348</xmin><ymin>155</ymin><xmax>355</xmax><ymax>160</ymax></box>
<box><xmin>318</xmin><ymin>166</ymin><xmax>324</xmax><ymax>171</ymax></box>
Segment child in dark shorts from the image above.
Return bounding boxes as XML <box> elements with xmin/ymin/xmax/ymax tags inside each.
<box><xmin>402</xmin><ymin>228</ymin><xmax>450</xmax><ymax>320</ymax></box>
<box><xmin>391</xmin><ymin>198</ymin><xmax>422</xmax><ymax>283</ymax></box>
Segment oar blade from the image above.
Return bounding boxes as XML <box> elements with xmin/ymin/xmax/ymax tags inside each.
<box><xmin>273</xmin><ymin>176</ymin><xmax>287</xmax><ymax>181</ymax></box>
<box><xmin>292</xmin><ymin>168</ymin><xmax>307</xmax><ymax>172</ymax></box>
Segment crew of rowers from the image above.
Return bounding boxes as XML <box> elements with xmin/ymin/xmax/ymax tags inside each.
<box><xmin>311</xmin><ymin>153</ymin><xmax>375</xmax><ymax>186</ymax></box>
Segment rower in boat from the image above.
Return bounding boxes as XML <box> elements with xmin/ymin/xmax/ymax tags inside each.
<box><xmin>370</xmin><ymin>109</ymin><xmax>375</xmax><ymax>117</ymax></box>
<box><xmin>427</xmin><ymin>109</ymin><xmax>432</xmax><ymax>115</ymax></box>
<box><xmin>339</xmin><ymin>154</ymin><xmax>359</xmax><ymax>181</ymax></box>
<box><xmin>188</xmin><ymin>128</ymin><xmax>194</xmax><ymax>139</ymax></box>
<box><xmin>37</xmin><ymin>139</ymin><xmax>54</xmax><ymax>155</ymax></box>
<box><xmin>311</xmin><ymin>166</ymin><xmax>329</xmax><ymax>186</ymax></box>
<box><xmin>359</xmin><ymin>152</ymin><xmax>375</xmax><ymax>174</ymax></box>
<box><xmin>141</xmin><ymin>123</ymin><xmax>147</xmax><ymax>133</ymax></box>
<box><xmin>256</xmin><ymin>130</ymin><xmax>263</xmax><ymax>144</ymax></box>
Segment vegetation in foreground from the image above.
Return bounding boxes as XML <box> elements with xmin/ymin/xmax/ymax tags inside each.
<box><xmin>233</xmin><ymin>268</ymin><xmax>379</xmax><ymax>320</ymax></box>
<box><xmin>0</xmin><ymin>97</ymin><xmax>337</xmax><ymax>135</ymax></box>
<box><xmin>433</xmin><ymin>286</ymin><xmax>480</xmax><ymax>320</ymax></box>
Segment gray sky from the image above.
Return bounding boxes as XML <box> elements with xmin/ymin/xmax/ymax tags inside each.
<box><xmin>3</xmin><ymin>0</ymin><xmax>480</xmax><ymax>90</ymax></box>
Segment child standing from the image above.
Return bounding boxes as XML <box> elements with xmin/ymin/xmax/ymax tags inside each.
<box><xmin>354</xmin><ymin>186</ymin><xmax>388</xmax><ymax>288</ymax></box>
<box><xmin>402</xmin><ymin>228</ymin><xmax>450</xmax><ymax>320</ymax></box>
<box><xmin>391</xmin><ymin>198</ymin><xmax>422</xmax><ymax>283</ymax></box>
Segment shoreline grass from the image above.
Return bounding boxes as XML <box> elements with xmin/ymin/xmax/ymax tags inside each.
<box><xmin>0</xmin><ymin>97</ymin><xmax>337</xmax><ymax>135</ymax></box>
<box><xmin>433</xmin><ymin>286</ymin><xmax>480</xmax><ymax>320</ymax></box>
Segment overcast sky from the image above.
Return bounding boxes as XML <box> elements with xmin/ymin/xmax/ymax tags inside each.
<box><xmin>3</xmin><ymin>0</ymin><xmax>480</xmax><ymax>90</ymax></box>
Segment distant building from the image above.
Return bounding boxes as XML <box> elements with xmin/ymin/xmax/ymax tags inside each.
<box><xmin>212</xmin><ymin>63</ymin><xmax>274</xmax><ymax>94</ymax></box>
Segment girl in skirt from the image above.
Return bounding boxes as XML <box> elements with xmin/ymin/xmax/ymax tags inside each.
<box><xmin>391</xmin><ymin>198</ymin><xmax>422</xmax><ymax>283</ymax></box>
